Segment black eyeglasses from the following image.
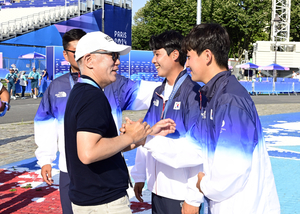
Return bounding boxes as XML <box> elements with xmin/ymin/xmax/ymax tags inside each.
<box><xmin>65</xmin><ymin>49</ymin><xmax>76</xmax><ymax>54</ymax></box>
<box><xmin>90</xmin><ymin>51</ymin><xmax>120</xmax><ymax>62</ymax></box>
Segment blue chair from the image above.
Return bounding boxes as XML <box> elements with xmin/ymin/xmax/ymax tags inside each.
<box><xmin>254</xmin><ymin>82</ymin><xmax>273</xmax><ymax>95</ymax></box>
<box><xmin>274</xmin><ymin>82</ymin><xmax>293</xmax><ymax>95</ymax></box>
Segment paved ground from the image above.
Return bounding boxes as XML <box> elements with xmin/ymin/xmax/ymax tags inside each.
<box><xmin>0</xmin><ymin>96</ymin><xmax>41</xmax><ymax>124</ymax></box>
<box><xmin>0</xmin><ymin>95</ymin><xmax>300</xmax><ymax>213</ymax></box>
<box><xmin>0</xmin><ymin>95</ymin><xmax>300</xmax><ymax>166</ymax></box>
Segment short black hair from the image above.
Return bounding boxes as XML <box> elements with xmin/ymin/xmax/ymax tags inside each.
<box><xmin>62</xmin><ymin>29</ymin><xmax>87</xmax><ymax>50</ymax></box>
<box><xmin>149</xmin><ymin>30</ymin><xmax>186</xmax><ymax>67</ymax></box>
<box><xmin>182</xmin><ymin>23</ymin><xmax>230</xmax><ymax>70</ymax></box>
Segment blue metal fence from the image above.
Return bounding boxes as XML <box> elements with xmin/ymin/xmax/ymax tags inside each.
<box><xmin>239</xmin><ymin>80</ymin><xmax>300</xmax><ymax>95</ymax></box>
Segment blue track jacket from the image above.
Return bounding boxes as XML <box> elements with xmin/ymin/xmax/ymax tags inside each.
<box><xmin>131</xmin><ymin>70</ymin><xmax>204</xmax><ymax>206</ymax></box>
<box><xmin>192</xmin><ymin>71</ymin><xmax>280</xmax><ymax>213</ymax></box>
<box><xmin>34</xmin><ymin>71</ymin><xmax>160</xmax><ymax>172</ymax></box>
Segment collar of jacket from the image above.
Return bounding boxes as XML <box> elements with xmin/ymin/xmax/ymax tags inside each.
<box><xmin>156</xmin><ymin>69</ymin><xmax>188</xmax><ymax>95</ymax></box>
<box><xmin>200</xmin><ymin>70</ymin><xmax>231</xmax><ymax>102</ymax></box>
<box><xmin>69</xmin><ymin>68</ymin><xmax>79</xmax><ymax>82</ymax></box>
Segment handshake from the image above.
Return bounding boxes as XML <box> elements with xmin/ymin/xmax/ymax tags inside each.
<box><xmin>120</xmin><ymin>117</ymin><xmax>176</xmax><ymax>150</ymax></box>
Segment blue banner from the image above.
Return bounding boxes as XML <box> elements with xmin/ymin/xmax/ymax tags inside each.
<box><xmin>129</xmin><ymin>50</ymin><xmax>163</xmax><ymax>82</ymax></box>
<box><xmin>104</xmin><ymin>4</ymin><xmax>132</xmax><ymax>46</ymax></box>
<box><xmin>46</xmin><ymin>46</ymin><xmax>69</xmax><ymax>80</ymax></box>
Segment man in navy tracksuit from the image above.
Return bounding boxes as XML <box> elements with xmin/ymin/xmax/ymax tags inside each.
<box><xmin>131</xmin><ymin>30</ymin><xmax>203</xmax><ymax>214</ymax></box>
<box><xmin>185</xmin><ymin>23</ymin><xmax>280</xmax><ymax>214</ymax></box>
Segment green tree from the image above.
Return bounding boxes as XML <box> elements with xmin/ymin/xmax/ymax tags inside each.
<box><xmin>290</xmin><ymin>0</ymin><xmax>300</xmax><ymax>41</ymax></box>
<box><xmin>202</xmin><ymin>0</ymin><xmax>271</xmax><ymax>58</ymax></box>
<box><xmin>132</xmin><ymin>0</ymin><xmax>272</xmax><ymax>59</ymax></box>
<box><xmin>132</xmin><ymin>0</ymin><xmax>197</xmax><ymax>50</ymax></box>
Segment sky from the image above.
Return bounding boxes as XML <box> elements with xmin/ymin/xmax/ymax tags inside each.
<box><xmin>131</xmin><ymin>0</ymin><xmax>148</xmax><ymax>23</ymax></box>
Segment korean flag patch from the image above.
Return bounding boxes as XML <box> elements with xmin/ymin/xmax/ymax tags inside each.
<box><xmin>173</xmin><ymin>102</ymin><xmax>181</xmax><ymax>110</ymax></box>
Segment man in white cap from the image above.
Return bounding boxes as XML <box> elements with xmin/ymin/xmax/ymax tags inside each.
<box><xmin>64</xmin><ymin>31</ymin><xmax>173</xmax><ymax>214</ymax></box>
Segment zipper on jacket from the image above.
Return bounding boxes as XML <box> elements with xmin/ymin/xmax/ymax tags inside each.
<box><xmin>200</xmin><ymin>91</ymin><xmax>202</xmax><ymax>110</ymax></box>
<box><xmin>155</xmin><ymin>92</ymin><xmax>167</xmax><ymax>120</ymax></box>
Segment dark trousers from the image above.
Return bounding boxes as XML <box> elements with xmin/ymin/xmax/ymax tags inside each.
<box><xmin>21</xmin><ymin>86</ymin><xmax>26</xmax><ymax>97</ymax></box>
<box><xmin>152</xmin><ymin>193</ymin><xmax>201</xmax><ymax>214</ymax></box>
<box><xmin>59</xmin><ymin>171</ymin><xmax>73</xmax><ymax>214</ymax></box>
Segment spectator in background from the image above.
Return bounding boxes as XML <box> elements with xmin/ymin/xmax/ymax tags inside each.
<box><xmin>0</xmin><ymin>82</ymin><xmax>10</xmax><ymax>116</ymax></box>
<box><xmin>28</xmin><ymin>68</ymin><xmax>41</xmax><ymax>99</ymax></box>
<box><xmin>42</xmin><ymin>69</ymin><xmax>48</xmax><ymax>80</ymax></box>
<box><xmin>292</xmin><ymin>71</ymin><xmax>297</xmax><ymax>78</ymax></box>
<box><xmin>5</xmin><ymin>68</ymin><xmax>18</xmax><ymax>100</ymax></box>
<box><xmin>19</xmin><ymin>71</ymin><xmax>27</xmax><ymax>99</ymax></box>
<box><xmin>257</xmin><ymin>70</ymin><xmax>262</xmax><ymax>82</ymax></box>
<box><xmin>296</xmin><ymin>72</ymin><xmax>300</xmax><ymax>80</ymax></box>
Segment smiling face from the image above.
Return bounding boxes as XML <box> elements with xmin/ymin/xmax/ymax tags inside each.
<box><xmin>152</xmin><ymin>48</ymin><xmax>174</xmax><ymax>78</ymax></box>
<box><xmin>186</xmin><ymin>50</ymin><xmax>207</xmax><ymax>83</ymax></box>
<box><xmin>88</xmin><ymin>50</ymin><xmax>120</xmax><ymax>88</ymax></box>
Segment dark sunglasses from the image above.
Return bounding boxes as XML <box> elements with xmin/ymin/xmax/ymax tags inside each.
<box><xmin>90</xmin><ymin>51</ymin><xmax>120</xmax><ymax>62</ymax></box>
<box><xmin>65</xmin><ymin>49</ymin><xmax>76</xmax><ymax>54</ymax></box>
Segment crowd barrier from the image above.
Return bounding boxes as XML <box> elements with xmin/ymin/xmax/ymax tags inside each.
<box><xmin>3</xmin><ymin>74</ymin><xmax>299</xmax><ymax>97</ymax></box>
<box><xmin>239</xmin><ymin>81</ymin><xmax>300</xmax><ymax>95</ymax></box>
<box><xmin>14</xmin><ymin>79</ymin><xmax>51</xmax><ymax>96</ymax></box>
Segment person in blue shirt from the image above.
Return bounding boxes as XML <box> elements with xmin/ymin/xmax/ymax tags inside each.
<box><xmin>178</xmin><ymin>23</ymin><xmax>279</xmax><ymax>214</ymax></box>
<box><xmin>131</xmin><ymin>30</ymin><xmax>203</xmax><ymax>214</ymax></box>
<box><xmin>28</xmin><ymin>67</ymin><xmax>41</xmax><ymax>99</ymax></box>
<box><xmin>130</xmin><ymin>23</ymin><xmax>280</xmax><ymax>214</ymax></box>
<box><xmin>4</xmin><ymin>68</ymin><xmax>18</xmax><ymax>100</ymax></box>
<box><xmin>42</xmin><ymin>69</ymin><xmax>48</xmax><ymax>80</ymax></box>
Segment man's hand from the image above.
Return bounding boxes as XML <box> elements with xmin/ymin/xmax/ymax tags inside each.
<box><xmin>151</xmin><ymin>118</ymin><xmax>176</xmax><ymax>136</ymax></box>
<box><xmin>119</xmin><ymin>117</ymin><xmax>133</xmax><ymax>135</ymax></box>
<box><xmin>41</xmin><ymin>164</ymin><xmax>53</xmax><ymax>185</ymax></box>
<box><xmin>134</xmin><ymin>182</ymin><xmax>145</xmax><ymax>202</ymax></box>
<box><xmin>196</xmin><ymin>172</ymin><xmax>205</xmax><ymax>193</ymax></box>
<box><xmin>124</xmin><ymin>118</ymin><xmax>152</xmax><ymax>144</ymax></box>
<box><xmin>181</xmin><ymin>202</ymin><xmax>199</xmax><ymax>214</ymax></box>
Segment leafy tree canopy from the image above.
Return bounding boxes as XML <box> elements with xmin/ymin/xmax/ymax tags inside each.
<box><xmin>132</xmin><ymin>0</ymin><xmax>279</xmax><ymax>59</ymax></box>
<box><xmin>132</xmin><ymin>0</ymin><xmax>197</xmax><ymax>50</ymax></box>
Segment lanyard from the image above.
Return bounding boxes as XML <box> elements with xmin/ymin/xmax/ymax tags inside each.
<box><xmin>162</xmin><ymin>72</ymin><xmax>188</xmax><ymax>119</ymax></box>
<box><xmin>69</xmin><ymin>73</ymin><xmax>75</xmax><ymax>89</ymax></box>
<box><xmin>77</xmin><ymin>77</ymin><xmax>100</xmax><ymax>89</ymax></box>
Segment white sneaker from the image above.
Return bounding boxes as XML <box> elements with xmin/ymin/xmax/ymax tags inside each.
<box><xmin>30</xmin><ymin>93</ymin><xmax>33</xmax><ymax>98</ymax></box>
<box><xmin>11</xmin><ymin>96</ymin><xmax>16</xmax><ymax>100</ymax></box>
<box><xmin>33</xmin><ymin>95</ymin><xmax>37</xmax><ymax>99</ymax></box>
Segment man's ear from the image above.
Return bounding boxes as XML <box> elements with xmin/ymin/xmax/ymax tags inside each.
<box><xmin>204</xmin><ymin>49</ymin><xmax>213</xmax><ymax>66</ymax></box>
<box><xmin>172</xmin><ymin>49</ymin><xmax>180</xmax><ymax>62</ymax></box>
<box><xmin>82</xmin><ymin>54</ymin><xmax>93</xmax><ymax>69</ymax></box>
<box><xmin>63</xmin><ymin>50</ymin><xmax>69</xmax><ymax>62</ymax></box>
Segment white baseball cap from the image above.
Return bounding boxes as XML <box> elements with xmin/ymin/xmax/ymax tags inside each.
<box><xmin>75</xmin><ymin>31</ymin><xmax>131</xmax><ymax>61</ymax></box>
